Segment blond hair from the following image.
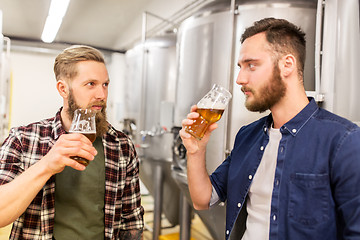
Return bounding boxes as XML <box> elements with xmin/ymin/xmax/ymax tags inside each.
<box><xmin>54</xmin><ymin>45</ymin><xmax>105</xmax><ymax>81</ymax></box>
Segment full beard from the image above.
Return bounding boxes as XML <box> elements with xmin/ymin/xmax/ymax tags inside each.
<box><xmin>242</xmin><ymin>65</ymin><xmax>286</xmax><ymax>113</ymax></box>
<box><xmin>67</xmin><ymin>89</ymin><xmax>109</xmax><ymax>137</ymax></box>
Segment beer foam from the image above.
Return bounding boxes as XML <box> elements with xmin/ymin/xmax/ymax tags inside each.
<box><xmin>198</xmin><ymin>99</ymin><xmax>227</xmax><ymax>109</ymax></box>
<box><xmin>69</xmin><ymin>131</ymin><xmax>96</xmax><ymax>134</ymax></box>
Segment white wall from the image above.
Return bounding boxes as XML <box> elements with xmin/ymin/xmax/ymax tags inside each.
<box><xmin>107</xmin><ymin>52</ymin><xmax>126</xmax><ymax>131</ymax></box>
<box><xmin>10</xmin><ymin>50</ymin><xmax>62</xmax><ymax>128</ymax></box>
<box><xmin>9</xmin><ymin>49</ymin><xmax>126</xmax><ymax>131</ymax></box>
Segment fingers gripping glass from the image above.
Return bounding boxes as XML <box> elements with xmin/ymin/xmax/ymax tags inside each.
<box><xmin>69</xmin><ymin>109</ymin><xmax>96</xmax><ymax>166</ymax></box>
<box><xmin>185</xmin><ymin>84</ymin><xmax>232</xmax><ymax>140</ymax></box>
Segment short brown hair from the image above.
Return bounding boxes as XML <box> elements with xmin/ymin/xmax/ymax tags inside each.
<box><xmin>241</xmin><ymin>18</ymin><xmax>306</xmax><ymax>77</ymax></box>
<box><xmin>54</xmin><ymin>45</ymin><xmax>105</xmax><ymax>81</ymax></box>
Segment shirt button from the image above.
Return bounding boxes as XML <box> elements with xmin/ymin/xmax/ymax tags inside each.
<box><xmin>273</xmin><ymin>215</ymin><xmax>277</xmax><ymax>221</ymax></box>
<box><xmin>280</xmin><ymin>146</ymin><xmax>284</xmax><ymax>152</ymax></box>
<box><xmin>260</xmin><ymin>146</ymin><xmax>264</xmax><ymax>151</ymax></box>
<box><xmin>226</xmin><ymin>230</ymin><xmax>230</xmax><ymax>235</ymax></box>
<box><xmin>292</xmin><ymin>129</ymin><xmax>297</xmax><ymax>133</ymax></box>
<box><xmin>275</xmin><ymin>179</ymin><xmax>280</xmax><ymax>186</ymax></box>
<box><xmin>249</xmin><ymin>175</ymin><xmax>253</xmax><ymax>180</ymax></box>
<box><xmin>237</xmin><ymin>203</ymin><xmax>241</xmax><ymax>208</ymax></box>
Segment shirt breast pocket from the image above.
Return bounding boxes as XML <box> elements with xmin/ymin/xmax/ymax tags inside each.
<box><xmin>288</xmin><ymin>173</ymin><xmax>330</xmax><ymax>226</ymax></box>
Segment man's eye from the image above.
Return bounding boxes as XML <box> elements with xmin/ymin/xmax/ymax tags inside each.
<box><xmin>87</xmin><ymin>82</ymin><xmax>95</xmax><ymax>86</ymax></box>
<box><xmin>249</xmin><ymin>64</ymin><xmax>255</xmax><ymax>69</ymax></box>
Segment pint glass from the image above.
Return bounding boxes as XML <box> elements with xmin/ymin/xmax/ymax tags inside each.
<box><xmin>185</xmin><ymin>84</ymin><xmax>232</xmax><ymax>140</ymax></box>
<box><xmin>69</xmin><ymin>109</ymin><xmax>96</xmax><ymax>166</ymax></box>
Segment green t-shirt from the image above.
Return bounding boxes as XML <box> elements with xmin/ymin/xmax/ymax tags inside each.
<box><xmin>54</xmin><ymin>137</ymin><xmax>105</xmax><ymax>240</ymax></box>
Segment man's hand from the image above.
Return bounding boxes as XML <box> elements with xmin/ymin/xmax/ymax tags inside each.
<box><xmin>42</xmin><ymin>133</ymin><xmax>97</xmax><ymax>174</ymax></box>
<box><xmin>179</xmin><ymin>105</ymin><xmax>218</xmax><ymax>154</ymax></box>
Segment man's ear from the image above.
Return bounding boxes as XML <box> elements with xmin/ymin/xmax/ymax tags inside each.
<box><xmin>279</xmin><ymin>54</ymin><xmax>296</xmax><ymax>78</ymax></box>
<box><xmin>56</xmin><ymin>79</ymin><xmax>69</xmax><ymax>98</ymax></box>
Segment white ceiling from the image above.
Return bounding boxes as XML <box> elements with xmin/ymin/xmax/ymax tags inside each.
<box><xmin>0</xmin><ymin>0</ymin><xmax>211</xmax><ymax>52</ymax></box>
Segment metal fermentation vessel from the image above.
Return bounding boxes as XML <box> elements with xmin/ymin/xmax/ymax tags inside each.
<box><xmin>319</xmin><ymin>0</ymin><xmax>360</xmax><ymax>125</ymax></box>
<box><xmin>125</xmin><ymin>34</ymin><xmax>180</xmax><ymax>239</ymax></box>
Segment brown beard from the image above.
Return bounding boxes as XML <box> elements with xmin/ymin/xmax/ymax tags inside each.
<box><xmin>242</xmin><ymin>64</ymin><xmax>286</xmax><ymax>113</ymax></box>
<box><xmin>67</xmin><ymin>88</ymin><xmax>109</xmax><ymax>137</ymax></box>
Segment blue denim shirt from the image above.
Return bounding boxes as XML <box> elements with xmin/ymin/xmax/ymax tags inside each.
<box><xmin>210</xmin><ymin>99</ymin><xmax>360</xmax><ymax>240</ymax></box>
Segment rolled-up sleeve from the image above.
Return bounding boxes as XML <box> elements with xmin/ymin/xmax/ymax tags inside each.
<box><xmin>0</xmin><ymin>129</ymin><xmax>24</xmax><ymax>185</ymax></box>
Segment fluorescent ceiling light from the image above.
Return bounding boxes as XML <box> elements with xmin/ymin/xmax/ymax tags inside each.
<box><xmin>41</xmin><ymin>0</ymin><xmax>70</xmax><ymax>43</ymax></box>
<box><xmin>41</xmin><ymin>16</ymin><xmax>63</xmax><ymax>43</ymax></box>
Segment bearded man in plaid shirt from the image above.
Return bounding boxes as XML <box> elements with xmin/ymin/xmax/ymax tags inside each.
<box><xmin>0</xmin><ymin>45</ymin><xmax>144</xmax><ymax>240</ymax></box>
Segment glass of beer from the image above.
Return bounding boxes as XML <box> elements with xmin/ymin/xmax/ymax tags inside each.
<box><xmin>185</xmin><ymin>84</ymin><xmax>232</xmax><ymax>140</ymax></box>
<box><xmin>69</xmin><ymin>109</ymin><xmax>96</xmax><ymax>166</ymax></box>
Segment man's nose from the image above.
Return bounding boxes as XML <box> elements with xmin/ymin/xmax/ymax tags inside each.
<box><xmin>236</xmin><ymin>69</ymin><xmax>248</xmax><ymax>86</ymax></box>
<box><xmin>95</xmin><ymin>86</ymin><xmax>107</xmax><ymax>99</ymax></box>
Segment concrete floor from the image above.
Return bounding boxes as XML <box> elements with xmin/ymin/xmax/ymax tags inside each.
<box><xmin>0</xmin><ymin>194</ymin><xmax>213</xmax><ymax>240</ymax></box>
<box><xmin>142</xmin><ymin>194</ymin><xmax>213</xmax><ymax>240</ymax></box>
<box><xmin>0</xmin><ymin>224</ymin><xmax>11</xmax><ymax>240</ymax></box>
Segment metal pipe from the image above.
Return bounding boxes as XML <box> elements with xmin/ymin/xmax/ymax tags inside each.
<box><xmin>139</xmin><ymin>12</ymin><xmax>148</xmax><ymax>137</ymax></box>
<box><xmin>3</xmin><ymin>37</ymin><xmax>11</xmax><ymax>56</ymax></box>
<box><xmin>145</xmin><ymin>0</ymin><xmax>208</xmax><ymax>37</ymax></box>
<box><xmin>314</xmin><ymin>0</ymin><xmax>325</xmax><ymax>102</ymax></box>
<box><xmin>153</xmin><ymin>163</ymin><xmax>164</xmax><ymax>240</ymax></box>
<box><xmin>128</xmin><ymin>0</ymin><xmax>209</xmax><ymax>48</ymax></box>
<box><xmin>144</xmin><ymin>11</ymin><xmax>177</xmax><ymax>29</ymax></box>
<box><xmin>225</xmin><ymin>0</ymin><xmax>237</xmax><ymax>157</ymax></box>
<box><xmin>179</xmin><ymin>192</ymin><xmax>192</xmax><ymax>240</ymax></box>
<box><xmin>142</xmin><ymin>12</ymin><xmax>147</xmax><ymax>43</ymax></box>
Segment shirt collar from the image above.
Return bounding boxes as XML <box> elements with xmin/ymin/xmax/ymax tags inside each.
<box><xmin>263</xmin><ymin>97</ymin><xmax>319</xmax><ymax>136</ymax></box>
<box><xmin>51</xmin><ymin>107</ymin><xmax>67</xmax><ymax>141</ymax></box>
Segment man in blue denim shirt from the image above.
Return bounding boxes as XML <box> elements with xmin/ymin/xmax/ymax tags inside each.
<box><xmin>180</xmin><ymin>18</ymin><xmax>360</xmax><ymax>239</ymax></box>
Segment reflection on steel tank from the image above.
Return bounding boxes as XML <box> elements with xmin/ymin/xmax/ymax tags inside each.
<box><xmin>124</xmin><ymin>34</ymin><xmax>181</xmax><ymax>232</ymax></box>
<box><xmin>172</xmin><ymin>0</ymin><xmax>318</xmax><ymax>239</ymax></box>
<box><xmin>319</xmin><ymin>0</ymin><xmax>360</xmax><ymax>125</ymax></box>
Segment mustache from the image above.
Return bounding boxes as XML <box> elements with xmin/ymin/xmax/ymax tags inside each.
<box><xmin>88</xmin><ymin>101</ymin><xmax>106</xmax><ymax>108</ymax></box>
<box><xmin>241</xmin><ymin>86</ymin><xmax>253</xmax><ymax>94</ymax></box>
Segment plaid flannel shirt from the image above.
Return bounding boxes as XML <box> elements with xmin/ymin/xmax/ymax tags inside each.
<box><xmin>0</xmin><ymin>109</ymin><xmax>144</xmax><ymax>240</ymax></box>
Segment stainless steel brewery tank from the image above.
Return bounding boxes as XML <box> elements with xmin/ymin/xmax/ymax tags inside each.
<box><xmin>320</xmin><ymin>0</ymin><xmax>360</xmax><ymax>125</ymax></box>
<box><xmin>172</xmin><ymin>0</ymin><xmax>317</xmax><ymax>239</ymax></box>
<box><xmin>125</xmin><ymin>34</ymin><xmax>180</xmax><ymax>235</ymax></box>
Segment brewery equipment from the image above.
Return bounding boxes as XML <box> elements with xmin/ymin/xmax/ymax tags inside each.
<box><xmin>124</xmin><ymin>34</ymin><xmax>180</xmax><ymax>239</ymax></box>
<box><xmin>319</xmin><ymin>0</ymin><xmax>360</xmax><ymax>125</ymax></box>
<box><xmin>0</xmin><ymin>10</ymin><xmax>11</xmax><ymax>145</ymax></box>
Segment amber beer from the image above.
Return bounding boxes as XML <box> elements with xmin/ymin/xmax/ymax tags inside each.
<box><xmin>185</xmin><ymin>108</ymin><xmax>225</xmax><ymax>140</ymax></box>
<box><xmin>69</xmin><ymin>109</ymin><xmax>97</xmax><ymax>166</ymax></box>
<box><xmin>69</xmin><ymin>132</ymin><xmax>96</xmax><ymax>166</ymax></box>
<box><xmin>185</xmin><ymin>84</ymin><xmax>232</xmax><ymax>140</ymax></box>
<box><xmin>83</xmin><ymin>132</ymin><xmax>96</xmax><ymax>143</ymax></box>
